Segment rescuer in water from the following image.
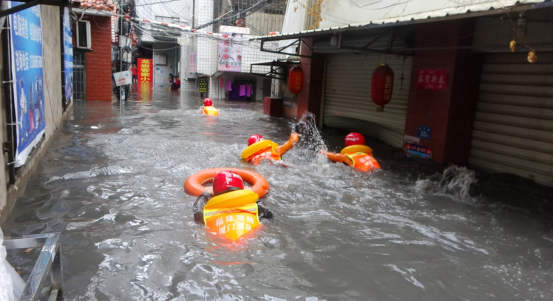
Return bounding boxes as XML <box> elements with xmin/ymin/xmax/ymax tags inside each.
<box><xmin>193</xmin><ymin>171</ymin><xmax>273</xmax><ymax>241</ymax></box>
<box><xmin>320</xmin><ymin>132</ymin><xmax>381</xmax><ymax>172</ymax></box>
<box><xmin>201</xmin><ymin>98</ymin><xmax>219</xmax><ymax>116</ymax></box>
<box><xmin>241</xmin><ymin>132</ymin><xmax>300</xmax><ymax>165</ymax></box>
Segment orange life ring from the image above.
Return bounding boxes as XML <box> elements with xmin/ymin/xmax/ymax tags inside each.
<box><xmin>184</xmin><ymin>168</ymin><xmax>270</xmax><ymax>198</ymax></box>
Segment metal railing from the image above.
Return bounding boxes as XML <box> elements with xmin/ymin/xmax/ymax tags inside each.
<box><xmin>3</xmin><ymin>233</ymin><xmax>63</xmax><ymax>301</ymax></box>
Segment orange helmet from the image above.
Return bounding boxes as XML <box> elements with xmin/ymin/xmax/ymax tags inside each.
<box><xmin>248</xmin><ymin>134</ymin><xmax>263</xmax><ymax>146</ymax></box>
<box><xmin>203</xmin><ymin>98</ymin><xmax>213</xmax><ymax>106</ymax></box>
<box><xmin>345</xmin><ymin>132</ymin><xmax>365</xmax><ymax>147</ymax></box>
<box><xmin>212</xmin><ymin>171</ymin><xmax>244</xmax><ymax>195</ymax></box>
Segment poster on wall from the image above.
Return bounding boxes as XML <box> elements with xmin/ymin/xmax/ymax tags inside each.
<box><xmin>8</xmin><ymin>2</ymin><xmax>46</xmax><ymax>167</ymax></box>
<box><xmin>218</xmin><ymin>32</ymin><xmax>242</xmax><ymax>72</ymax></box>
<box><xmin>63</xmin><ymin>7</ymin><xmax>73</xmax><ymax>106</ymax></box>
<box><xmin>137</xmin><ymin>58</ymin><xmax>153</xmax><ymax>83</ymax></box>
<box><xmin>187</xmin><ymin>51</ymin><xmax>197</xmax><ymax>76</ymax></box>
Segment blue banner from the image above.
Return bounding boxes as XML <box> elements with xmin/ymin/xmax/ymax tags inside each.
<box><xmin>63</xmin><ymin>7</ymin><xmax>73</xmax><ymax>104</ymax></box>
<box><xmin>8</xmin><ymin>3</ymin><xmax>45</xmax><ymax>167</ymax></box>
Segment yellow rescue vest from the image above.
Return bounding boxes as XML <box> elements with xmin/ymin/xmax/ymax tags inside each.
<box><xmin>344</xmin><ymin>152</ymin><xmax>381</xmax><ymax>172</ymax></box>
<box><xmin>203</xmin><ymin>190</ymin><xmax>260</xmax><ymax>241</ymax></box>
<box><xmin>241</xmin><ymin>140</ymin><xmax>281</xmax><ymax>164</ymax></box>
<box><xmin>202</xmin><ymin>106</ymin><xmax>219</xmax><ymax>116</ymax></box>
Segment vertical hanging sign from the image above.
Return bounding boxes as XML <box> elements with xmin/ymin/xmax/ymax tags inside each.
<box><xmin>137</xmin><ymin>58</ymin><xmax>153</xmax><ymax>83</ymax></box>
<box><xmin>218</xmin><ymin>32</ymin><xmax>242</xmax><ymax>72</ymax></box>
<box><xmin>8</xmin><ymin>2</ymin><xmax>46</xmax><ymax>167</ymax></box>
<box><xmin>63</xmin><ymin>7</ymin><xmax>73</xmax><ymax>106</ymax></box>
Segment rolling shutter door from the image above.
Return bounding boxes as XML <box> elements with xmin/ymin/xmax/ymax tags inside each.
<box><xmin>469</xmin><ymin>53</ymin><xmax>553</xmax><ymax>187</ymax></box>
<box><xmin>323</xmin><ymin>53</ymin><xmax>412</xmax><ymax>147</ymax></box>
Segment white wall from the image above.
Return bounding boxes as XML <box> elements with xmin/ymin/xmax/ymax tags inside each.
<box><xmin>246</xmin><ymin>12</ymin><xmax>285</xmax><ymax>36</ymax></box>
<box><xmin>153</xmin><ymin>43</ymin><xmax>175</xmax><ymax>87</ymax></box>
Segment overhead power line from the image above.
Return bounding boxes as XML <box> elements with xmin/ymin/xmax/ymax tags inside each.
<box><xmin>194</xmin><ymin>0</ymin><xmax>270</xmax><ymax>30</ymax></box>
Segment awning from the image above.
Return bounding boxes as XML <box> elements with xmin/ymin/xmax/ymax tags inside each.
<box><xmin>249</xmin><ymin>60</ymin><xmax>300</xmax><ymax>80</ymax></box>
<box><xmin>250</xmin><ymin>1</ymin><xmax>552</xmax><ymax>43</ymax></box>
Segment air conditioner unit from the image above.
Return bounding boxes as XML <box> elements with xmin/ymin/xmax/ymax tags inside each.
<box><xmin>76</xmin><ymin>20</ymin><xmax>92</xmax><ymax>49</ymax></box>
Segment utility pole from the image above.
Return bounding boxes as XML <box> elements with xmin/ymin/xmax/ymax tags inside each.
<box><xmin>119</xmin><ymin>2</ymin><xmax>124</xmax><ymax>102</ymax></box>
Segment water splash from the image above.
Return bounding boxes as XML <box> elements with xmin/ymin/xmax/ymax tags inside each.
<box><xmin>293</xmin><ymin>112</ymin><xmax>327</xmax><ymax>152</ymax></box>
<box><xmin>416</xmin><ymin>165</ymin><xmax>478</xmax><ymax>202</ymax></box>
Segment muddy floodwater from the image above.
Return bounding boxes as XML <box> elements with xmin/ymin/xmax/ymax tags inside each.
<box><xmin>3</xmin><ymin>86</ymin><xmax>553</xmax><ymax>300</ymax></box>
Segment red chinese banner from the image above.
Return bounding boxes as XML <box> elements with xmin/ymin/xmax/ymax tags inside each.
<box><xmin>416</xmin><ymin>69</ymin><xmax>448</xmax><ymax>90</ymax></box>
<box><xmin>138</xmin><ymin>58</ymin><xmax>153</xmax><ymax>83</ymax></box>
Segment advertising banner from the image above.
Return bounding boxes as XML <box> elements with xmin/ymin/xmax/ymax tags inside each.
<box><xmin>218</xmin><ymin>32</ymin><xmax>242</xmax><ymax>72</ymax></box>
<box><xmin>63</xmin><ymin>7</ymin><xmax>73</xmax><ymax>105</ymax></box>
<box><xmin>8</xmin><ymin>2</ymin><xmax>46</xmax><ymax>167</ymax></box>
<box><xmin>137</xmin><ymin>58</ymin><xmax>153</xmax><ymax>83</ymax></box>
<box><xmin>188</xmin><ymin>51</ymin><xmax>197</xmax><ymax>75</ymax></box>
<box><xmin>113</xmin><ymin>71</ymin><xmax>132</xmax><ymax>86</ymax></box>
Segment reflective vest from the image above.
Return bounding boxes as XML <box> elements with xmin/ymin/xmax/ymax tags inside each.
<box><xmin>204</xmin><ymin>203</ymin><xmax>260</xmax><ymax>241</ymax></box>
<box><xmin>344</xmin><ymin>152</ymin><xmax>381</xmax><ymax>172</ymax></box>
<box><xmin>203</xmin><ymin>190</ymin><xmax>261</xmax><ymax>241</ymax></box>
<box><xmin>246</xmin><ymin>146</ymin><xmax>281</xmax><ymax>165</ymax></box>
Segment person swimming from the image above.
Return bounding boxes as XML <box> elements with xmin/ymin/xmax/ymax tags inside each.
<box><xmin>193</xmin><ymin>171</ymin><xmax>272</xmax><ymax>241</ymax></box>
<box><xmin>241</xmin><ymin>133</ymin><xmax>299</xmax><ymax>165</ymax></box>
<box><xmin>201</xmin><ymin>98</ymin><xmax>219</xmax><ymax>116</ymax></box>
<box><xmin>320</xmin><ymin>132</ymin><xmax>381</xmax><ymax>172</ymax></box>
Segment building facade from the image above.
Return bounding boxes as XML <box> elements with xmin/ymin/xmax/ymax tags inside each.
<box><xmin>259</xmin><ymin>0</ymin><xmax>553</xmax><ymax>187</ymax></box>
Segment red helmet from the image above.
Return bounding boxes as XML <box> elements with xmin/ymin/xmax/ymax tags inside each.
<box><xmin>203</xmin><ymin>98</ymin><xmax>213</xmax><ymax>107</ymax></box>
<box><xmin>247</xmin><ymin>134</ymin><xmax>263</xmax><ymax>146</ymax></box>
<box><xmin>212</xmin><ymin>171</ymin><xmax>244</xmax><ymax>195</ymax></box>
<box><xmin>345</xmin><ymin>132</ymin><xmax>365</xmax><ymax>147</ymax></box>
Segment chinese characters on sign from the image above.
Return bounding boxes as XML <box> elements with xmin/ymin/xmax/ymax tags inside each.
<box><xmin>199</xmin><ymin>78</ymin><xmax>207</xmax><ymax>93</ymax></box>
<box><xmin>214</xmin><ymin>214</ymin><xmax>256</xmax><ymax>235</ymax></box>
<box><xmin>9</xmin><ymin>3</ymin><xmax>46</xmax><ymax>167</ymax></box>
<box><xmin>416</xmin><ymin>69</ymin><xmax>448</xmax><ymax>90</ymax></box>
<box><xmin>218</xmin><ymin>32</ymin><xmax>242</xmax><ymax>72</ymax></box>
<box><xmin>137</xmin><ymin>58</ymin><xmax>153</xmax><ymax>83</ymax></box>
<box><xmin>384</xmin><ymin>74</ymin><xmax>393</xmax><ymax>100</ymax></box>
<box><xmin>404</xmin><ymin>143</ymin><xmax>433</xmax><ymax>159</ymax></box>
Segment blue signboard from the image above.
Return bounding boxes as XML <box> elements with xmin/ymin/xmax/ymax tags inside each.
<box><xmin>63</xmin><ymin>7</ymin><xmax>73</xmax><ymax>104</ymax></box>
<box><xmin>417</xmin><ymin>126</ymin><xmax>431</xmax><ymax>140</ymax></box>
<box><xmin>8</xmin><ymin>3</ymin><xmax>46</xmax><ymax>167</ymax></box>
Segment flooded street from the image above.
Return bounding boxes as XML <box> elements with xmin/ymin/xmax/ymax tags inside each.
<box><xmin>3</xmin><ymin>86</ymin><xmax>553</xmax><ymax>300</ymax></box>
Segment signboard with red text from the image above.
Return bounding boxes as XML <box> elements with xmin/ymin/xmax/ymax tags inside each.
<box><xmin>138</xmin><ymin>58</ymin><xmax>153</xmax><ymax>83</ymax></box>
<box><xmin>416</xmin><ymin>69</ymin><xmax>448</xmax><ymax>90</ymax></box>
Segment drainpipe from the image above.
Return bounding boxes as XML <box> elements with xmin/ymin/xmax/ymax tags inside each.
<box><xmin>119</xmin><ymin>9</ymin><xmax>124</xmax><ymax>100</ymax></box>
<box><xmin>60</xmin><ymin>6</ymin><xmax>66</xmax><ymax>111</ymax></box>
<box><xmin>2</xmin><ymin>23</ymin><xmax>16</xmax><ymax>184</ymax></box>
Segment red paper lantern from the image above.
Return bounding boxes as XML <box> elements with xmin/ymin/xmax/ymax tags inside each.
<box><xmin>371</xmin><ymin>64</ymin><xmax>394</xmax><ymax>112</ymax></box>
<box><xmin>288</xmin><ymin>65</ymin><xmax>304</xmax><ymax>95</ymax></box>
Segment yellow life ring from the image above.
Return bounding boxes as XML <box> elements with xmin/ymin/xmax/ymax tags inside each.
<box><xmin>240</xmin><ymin>140</ymin><xmax>278</xmax><ymax>159</ymax></box>
<box><xmin>204</xmin><ymin>190</ymin><xmax>258</xmax><ymax>210</ymax></box>
<box><xmin>340</xmin><ymin>145</ymin><xmax>373</xmax><ymax>155</ymax></box>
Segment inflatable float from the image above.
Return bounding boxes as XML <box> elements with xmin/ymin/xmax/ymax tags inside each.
<box><xmin>184</xmin><ymin>167</ymin><xmax>270</xmax><ymax>198</ymax></box>
<box><xmin>340</xmin><ymin>145</ymin><xmax>373</xmax><ymax>155</ymax></box>
<box><xmin>240</xmin><ymin>140</ymin><xmax>278</xmax><ymax>159</ymax></box>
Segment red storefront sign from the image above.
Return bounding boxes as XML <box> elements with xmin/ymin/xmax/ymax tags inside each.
<box><xmin>138</xmin><ymin>58</ymin><xmax>153</xmax><ymax>83</ymax></box>
<box><xmin>416</xmin><ymin>69</ymin><xmax>448</xmax><ymax>90</ymax></box>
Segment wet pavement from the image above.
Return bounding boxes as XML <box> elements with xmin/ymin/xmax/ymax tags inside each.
<box><xmin>2</xmin><ymin>84</ymin><xmax>553</xmax><ymax>300</ymax></box>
